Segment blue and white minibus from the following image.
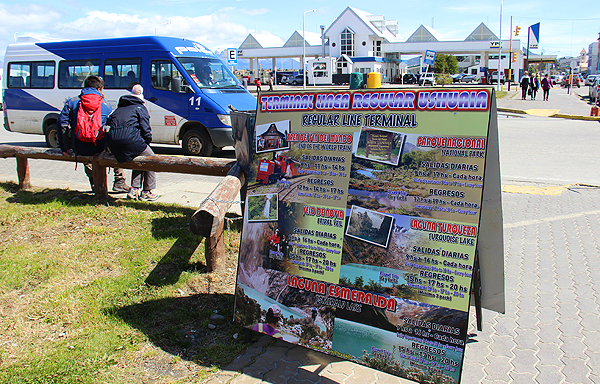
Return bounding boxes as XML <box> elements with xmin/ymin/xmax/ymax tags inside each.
<box><xmin>2</xmin><ymin>36</ymin><xmax>256</xmax><ymax>156</ymax></box>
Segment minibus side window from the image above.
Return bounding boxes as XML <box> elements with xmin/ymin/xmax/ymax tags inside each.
<box><xmin>8</xmin><ymin>63</ymin><xmax>31</xmax><ymax>88</ymax></box>
<box><xmin>8</xmin><ymin>62</ymin><xmax>55</xmax><ymax>88</ymax></box>
<box><xmin>58</xmin><ymin>60</ymin><xmax>100</xmax><ymax>89</ymax></box>
<box><xmin>151</xmin><ymin>60</ymin><xmax>182</xmax><ymax>91</ymax></box>
<box><xmin>103</xmin><ymin>58</ymin><xmax>142</xmax><ymax>89</ymax></box>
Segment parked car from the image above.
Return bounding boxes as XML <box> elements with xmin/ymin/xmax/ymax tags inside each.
<box><xmin>549</xmin><ymin>74</ymin><xmax>563</xmax><ymax>86</ymax></box>
<box><xmin>590</xmin><ymin>77</ymin><xmax>600</xmax><ymax>102</ymax></box>
<box><xmin>489</xmin><ymin>71</ymin><xmax>506</xmax><ymax>84</ymax></box>
<box><xmin>285</xmin><ymin>74</ymin><xmax>305</xmax><ymax>85</ymax></box>
<box><xmin>461</xmin><ymin>74</ymin><xmax>478</xmax><ymax>83</ymax></box>
<box><xmin>451</xmin><ymin>73</ymin><xmax>465</xmax><ymax>83</ymax></box>
<box><xmin>418</xmin><ymin>73</ymin><xmax>437</xmax><ymax>86</ymax></box>
<box><xmin>562</xmin><ymin>74</ymin><xmax>581</xmax><ymax>88</ymax></box>
<box><xmin>401</xmin><ymin>73</ymin><xmax>418</xmax><ymax>84</ymax></box>
<box><xmin>585</xmin><ymin>74</ymin><xmax>598</xmax><ymax>87</ymax></box>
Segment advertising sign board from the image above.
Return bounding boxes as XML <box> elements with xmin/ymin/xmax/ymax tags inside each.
<box><xmin>234</xmin><ymin>87</ymin><xmax>502</xmax><ymax>383</ymax></box>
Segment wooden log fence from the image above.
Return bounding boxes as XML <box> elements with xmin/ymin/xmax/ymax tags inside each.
<box><xmin>0</xmin><ymin>144</ymin><xmax>246</xmax><ymax>272</ymax></box>
<box><xmin>0</xmin><ymin>144</ymin><xmax>235</xmax><ymax>194</ymax></box>
<box><xmin>189</xmin><ymin>164</ymin><xmax>246</xmax><ymax>271</ymax></box>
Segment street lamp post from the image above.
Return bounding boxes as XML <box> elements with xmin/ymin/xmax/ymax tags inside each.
<box><xmin>498</xmin><ymin>0</ymin><xmax>503</xmax><ymax>91</ymax></box>
<box><xmin>597</xmin><ymin>32</ymin><xmax>600</xmax><ymax>74</ymax></box>
<box><xmin>303</xmin><ymin>9</ymin><xmax>316</xmax><ymax>90</ymax></box>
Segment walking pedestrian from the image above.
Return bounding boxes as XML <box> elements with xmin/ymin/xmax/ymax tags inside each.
<box><xmin>105</xmin><ymin>84</ymin><xmax>159</xmax><ymax>201</ymax></box>
<box><xmin>530</xmin><ymin>73</ymin><xmax>540</xmax><ymax>100</ymax></box>
<box><xmin>541</xmin><ymin>74</ymin><xmax>553</xmax><ymax>101</ymax></box>
<box><xmin>520</xmin><ymin>71</ymin><xmax>530</xmax><ymax>100</ymax></box>
<box><xmin>255</xmin><ymin>77</ymin><xmax>262</xmax><ymax>93</ymax></box>
<box><xmin>268</xmin><ymin>76</ymin><xmax>274</xmax><ymax>92</ymax></box>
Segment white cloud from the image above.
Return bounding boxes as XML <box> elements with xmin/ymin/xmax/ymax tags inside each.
<box><xmin>0</xmin><ymin>4</ymin><xmax>63</xmax><ymax>42</ymax></box>
<box><xmin>0</xmin><ymin>6</ymin><xmax>251</xmax><ymax>55</ymax></box>
<box><xmin>240</xmin><ymin>8</ymin><xmax>270</xmax><ymax>16</ymax></box>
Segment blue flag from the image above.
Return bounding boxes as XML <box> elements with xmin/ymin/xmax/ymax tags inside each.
<box><xmin>529</xmin><ymin>23</ymin><xmax>540</xmax><ymax>49</ymax></box>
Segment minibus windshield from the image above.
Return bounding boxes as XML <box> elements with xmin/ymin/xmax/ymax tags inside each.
<box><xmin>178</xmin><ymin>57</ymin><xmax>239</xmax><ymax>89</ymax></box>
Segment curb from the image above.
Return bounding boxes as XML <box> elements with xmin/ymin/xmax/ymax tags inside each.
<box><xmin>550</xmin><ymin>113</ymin><xmax>600</xmax><ymax>121</ymax></box>
<box><xmin>497</xmin><ymin>107</ymin><xmax>600</xmax><ymax>121</ymax></box>
<box><xmin>497</xmin><ymin>107</ymin><xmax>527</xmax><ymax>115</ymax></box>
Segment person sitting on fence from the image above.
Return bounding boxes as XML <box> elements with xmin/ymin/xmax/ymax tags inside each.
<box><xmin>57</xmin><ymin>75</ymin><xmax>129</xmax><ymax>192</ymax></box>
<box><xmin>105</xmin><ymin>84</ymin><xmax>158</xmax><ymax>201</ymax></box>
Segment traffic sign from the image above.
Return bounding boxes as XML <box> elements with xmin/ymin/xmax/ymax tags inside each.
<box><xmin>227</xmin><ymin>48</ymin><xmax>237</xmax><ymax>65</ymax></box>
<box><xmin>423</xmin><ymin>50</ymin><xmax>436</xmax><ymax>65</ymax></box>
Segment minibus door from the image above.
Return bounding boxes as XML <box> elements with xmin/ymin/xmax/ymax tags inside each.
<box><xmin>145</xmin><ymin>60</ymin><xmax>190</xmax><ymax>144</ymax></box>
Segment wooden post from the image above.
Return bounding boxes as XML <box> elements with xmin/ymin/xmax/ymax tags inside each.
<box><xmin>16</xmin><ymin>156</ymin><xmax>31</xmax><ymax>189</ymax></box>
<box><xmin>205</xmin><ymin>221</ymin><xmax>226</xmax><ymax>272</ymax></box>
<box><xmin>190</xmin><ymin>163</ymin><xmax>246</xmax><ymax>272</ymax></box>
<box><xmin>190</xmin><ymin>163</ymin><xmax>246</xmax><ymax>237</ymax></box>
<box><xmin>92</xmin><ymin>158</ymin><xmax>108</xmax><ymax>196</ymax></box>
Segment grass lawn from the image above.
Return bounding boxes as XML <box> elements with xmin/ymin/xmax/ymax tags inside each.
<box><xmin>0</xmin><ymin>182</ymin><xmax>250</xmax><ymax>383</ymax></box>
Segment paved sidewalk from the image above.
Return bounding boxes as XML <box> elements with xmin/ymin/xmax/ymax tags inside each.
<box><xmin>495</xmin><ymin>86</ymin><xmax>598</xmax><ymax>120</ymax></box>
<box><xmin>205</xmin><ymin>184</ymin><xmax>600</xmax><ymax>384</ymax></box>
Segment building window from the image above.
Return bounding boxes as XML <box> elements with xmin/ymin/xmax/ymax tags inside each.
<box><xmin>341</xmin><ymin>27</ymin><xmax>355</xmax><ymax>57</ymax></box>
<box><xmin>373</xmin><ymin>40</ymin><xmax>382</xmax><ymax>57</ymax></box>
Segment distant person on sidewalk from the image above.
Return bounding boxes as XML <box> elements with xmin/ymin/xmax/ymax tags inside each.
<box><xmin>105</xmin><ymin>85</ymin><xmax>158</xmax><ymax>202</ymax></box>
<box><xmin>541</xmin><ymin>74</ymin><xmax>553</xmax><ymax>101</ymax></box>
<box><xmin>520</xmin><ymin>72</ymin><xmax>530</xmax><ymax>100</ymax></box>
<box><xmin>57</xmin><ymin>75</ymin><xmax>129</xmax><ymax>192</ymax></box>
<box><xmin>268</xmin><ymin>76</ymin><xmax>274</xmax><ymax>92</ymax></box>
<box><xmin>530</xmin><ymin>73</ymin><xmax>540</xmax><ymax>100</ymax></box>
<box><xmin>254</xmin><ymin>77</ymin><xmax>262</xmax><ymax>93</ymax></box>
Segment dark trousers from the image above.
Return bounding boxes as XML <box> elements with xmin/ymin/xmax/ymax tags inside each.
<box><xmin>543</xmin><ymin>89</ymin><xmax>550</xmax><ymax>100</ymax></box>
<box><xmin>521</xmin><ymin>85</ymin><xmax>528</xmax><ymax>99</ymax></box>
<box><xmin>131</xmin><ymin>146</ymin><xmax>156</xmax><ymax>191</ymax></box>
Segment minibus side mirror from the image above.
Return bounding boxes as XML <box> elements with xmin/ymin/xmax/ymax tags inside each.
<box><xmin>171</xmin><ymin>77</ymin><xmax>182</xmax><ymax>93</ymax></box>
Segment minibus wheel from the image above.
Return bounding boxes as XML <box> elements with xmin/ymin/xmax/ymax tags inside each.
<box><xmin>182</xmin><ymin>128</ymin><xmax>213</xmax><ymax>156</ymax></box>
<box><xmin>45</xmin><ymin>124</ymin><xmax>60</xmax><ymax>149</ymax></box>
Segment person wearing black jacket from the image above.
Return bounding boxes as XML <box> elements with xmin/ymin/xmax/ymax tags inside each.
<box><xmin>105</xmin><ymin>85</ymin><xmax>158</xmax><ymax>201</ymax></box>
<box><xmin>520</xmin><ymin>71</ymin><xmax>530</xmax><ymax>100</ymax></box>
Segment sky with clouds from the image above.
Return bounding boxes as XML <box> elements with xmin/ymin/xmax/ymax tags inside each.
<box><xmin>1</xmin><ymin>0</ymin><xmax>599</xmax><ymax>63</ymax></box>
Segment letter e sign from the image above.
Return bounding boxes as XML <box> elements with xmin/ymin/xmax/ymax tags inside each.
<box><xmin>227</xmin><ymin>48</ymin><xmax>237</xmax><ymax>65</ymax></box>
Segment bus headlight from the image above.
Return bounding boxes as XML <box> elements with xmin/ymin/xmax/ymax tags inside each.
<box><xmin>217</xmin><ymin>114</ymin><xmax>231</xmax><ymax>127</ymax></box>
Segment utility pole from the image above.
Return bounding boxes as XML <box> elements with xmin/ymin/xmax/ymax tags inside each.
<box><xmin>498</xmin><ymin>0</ymin><xmax>503</xmax><ymax>91</ymax></box>
<box><xmin>525</xmin><ymin>26</ymin><xmax>530</xmax><ymax>73</ymax></box>
<box><xmin>509</xmin><ymin>16</ymin><xmax>513</xmax><ymax>91</ymax></box>
<box><xmin>597</xmin><ymin>32</ymin><xmax>600</xmax><ymax>74</ymax></box>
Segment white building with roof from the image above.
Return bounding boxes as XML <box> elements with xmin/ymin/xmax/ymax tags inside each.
<box><xmin>237</xmin><ymin>6</ymin><xmax>530</xmax><ymax>84</ymax></box>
